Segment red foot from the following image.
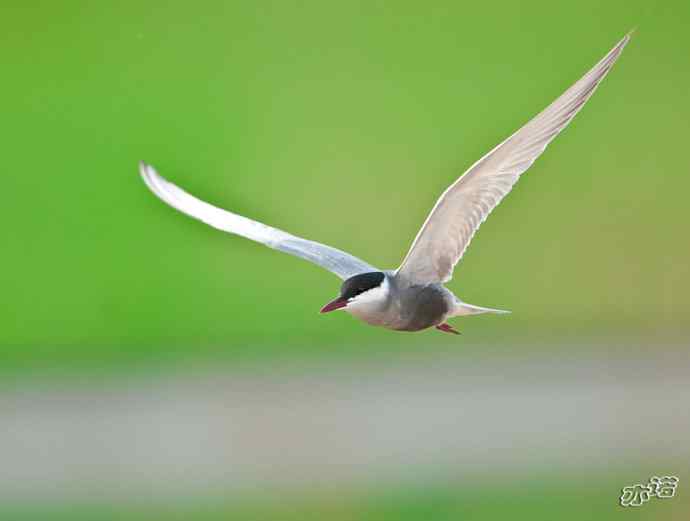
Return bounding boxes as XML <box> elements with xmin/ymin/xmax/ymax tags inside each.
<box><xmin>435</xmin><ymin>323</ymin><xmax>460</xmax><ymax>335</ymax></box>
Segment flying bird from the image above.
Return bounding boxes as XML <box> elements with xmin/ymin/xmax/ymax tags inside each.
<box><xmin>141</xmin><ymin>34</ymin><xmax>630</xmax><ymax>335</ymax></box>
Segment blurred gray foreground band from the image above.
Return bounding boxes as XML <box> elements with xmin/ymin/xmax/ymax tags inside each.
<box><xmin>1</xmin><ymin>345</ymin><xmax>688</xmax><ymax>504</ymax></box>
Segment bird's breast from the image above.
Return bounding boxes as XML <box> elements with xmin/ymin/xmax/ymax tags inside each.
<box><xmin>347</xmin><ymin>283</ymin><xmax>453</xmax><ymax>332</ymax></box>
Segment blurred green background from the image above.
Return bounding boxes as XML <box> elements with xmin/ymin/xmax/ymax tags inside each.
<box><xmin>2</xmin><ymin>1</ymin><xmax>689</xmax><ymax>368</ymax></box>
<box><xmin>1</xmin><ymin>1</ymin><xmax>689</xmax><ymax>519</ymax></box>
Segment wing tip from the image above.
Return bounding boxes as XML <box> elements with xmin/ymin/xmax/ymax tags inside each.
<box><xmin>601</xmin><ymin>32</ymin><xmax>631</xmax><ymax>69</ymax></box>
<box><xmin>614</xmin><ymin>30</ymin><xmax>634</xmax><ymax>55</ymax></box>
<box><xmin>139</xmin><ymin>160</ymin><xmax>167</xmax><ymax>198</ymax></box>
<box><xmin>139</xmin><ymin>160</ymin><xmax>154</xmax><ymax>182</ymax></box>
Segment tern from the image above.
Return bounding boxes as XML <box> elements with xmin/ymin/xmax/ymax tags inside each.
<box><xmin>141</xmin><ymin>34</ymin><xmax>630</xmax><ymax>335</ymax></box>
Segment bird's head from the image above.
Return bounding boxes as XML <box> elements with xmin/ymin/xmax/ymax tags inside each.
<box><xmin>320</xmin><ymin>272</ymin><xmax>388</xmax><ymax>313</ymax></box>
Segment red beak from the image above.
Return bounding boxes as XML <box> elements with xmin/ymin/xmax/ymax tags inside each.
<box><xmin>320</xmin><ymin>296</ymin><xmax>348</xmax><ymax>313</ymax></box>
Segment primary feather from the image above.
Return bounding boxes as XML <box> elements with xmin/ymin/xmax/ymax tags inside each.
<box><xmin>396</xmin><ymin>33</ymin><xmax>631</xmax><ymax>285</ymax></box>
<box><xmin>140</xmin><ymin>162</ymin><xmax>377</xmax><ymax>280</ymax></box>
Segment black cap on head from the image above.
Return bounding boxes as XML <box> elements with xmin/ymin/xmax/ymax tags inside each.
<box><xmin>340</xmin><ymin>272</ymin><xmax>385</xmax><ymax>300</ymax></box>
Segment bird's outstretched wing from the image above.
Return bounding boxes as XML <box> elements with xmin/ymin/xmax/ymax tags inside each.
<box><xmin>396</xmin><ymin>33</ymin><xmax>631</xmax><ymax>285</ymax></box>
<box><xmin>140</xmin><ymin>162</ymin><xmax>377</xmax><ymax>280</ymax></box>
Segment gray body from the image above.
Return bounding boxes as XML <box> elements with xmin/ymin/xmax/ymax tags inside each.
<box><xmin>346</xmin><ymin>273</ymin><xmax>456</xmax><ymax>331</ymax></box>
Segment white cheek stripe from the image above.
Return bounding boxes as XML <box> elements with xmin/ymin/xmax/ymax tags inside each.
<box><xmin>347</xmin><ymin>276</ymin><xmax>389</xmax><ymax>309</ymax></box>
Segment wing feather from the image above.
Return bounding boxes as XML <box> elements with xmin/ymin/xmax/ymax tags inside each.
<box><xmin>140</xmin><ymin>162</ymin><xmax>377</xmax><ymax>280</ymax></box>
<box><xmin>396</xmin><ymin>34</ymin><xmax>631</xmax><ymax>284</ymax></box>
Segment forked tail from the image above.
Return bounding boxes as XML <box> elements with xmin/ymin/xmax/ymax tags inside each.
<box><xmin>451</xmin><ymin>300</ymin><xmax>511</xmax><ymax>317</ymax></box>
